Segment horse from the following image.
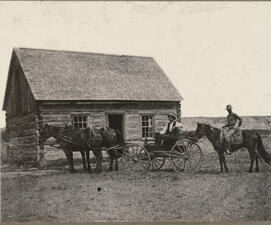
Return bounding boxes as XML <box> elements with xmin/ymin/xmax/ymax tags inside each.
<box><xmin>39</xmin><ymin>124</ymin><xmax>102</xmax><ymax>173</ymax></box>
<box><xmin>194</xmin><ymin>122</ymin><xmax>271</xmax><ymax>173</ymax></box>
<box><xmin>89</xmin><ymin>127</ymin><xmax>124</xmax><ymax>171</ymax></box>
<box><xmin>39</xmin><ymin>124</ymin><xmax>124</xmax><ymax>173</ymax></box>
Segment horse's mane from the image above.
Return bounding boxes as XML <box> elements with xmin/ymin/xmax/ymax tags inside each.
<box><xmin>198</xmin><ymin>123</ymin><xmax>220</xmax><ymax>132</ymax></box>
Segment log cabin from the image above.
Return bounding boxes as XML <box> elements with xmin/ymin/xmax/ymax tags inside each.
<box><xmin>2</xmin><ymin>48</ymin><xmax>183</xmax><ymax>165</ymax></box>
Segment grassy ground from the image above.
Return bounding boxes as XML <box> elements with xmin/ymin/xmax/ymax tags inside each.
<box><xmin>1</xmin><ymin>136</ymin><xmax>271</xmax><ymax>222</ymax></box>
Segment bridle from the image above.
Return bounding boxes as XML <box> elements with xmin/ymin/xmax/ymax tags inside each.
<box><xmin>41</xmin><ymin>125</ymin><xmax>82</xmax><ymax>146</ymax></box>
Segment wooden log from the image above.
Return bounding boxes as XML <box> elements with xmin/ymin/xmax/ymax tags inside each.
<box><xmin>7</xmin><ymin>113</ymin><xmax>36</xmax><ymax>123</ymax></box>
<box><xmin>9</xmin><ymin>143</ymin><xmax>37</xmax><ymax>150</ymax></box>
<box><xmin>21</xmin><ymin>129</ymin><xmax>36</xmax><ymax>137</ymax></box>
<box><xmin>17</xmin><ymin>135</ymin><xmax>37</xmax><ymax>144</ymax></box>
<box><xmin>6</xmin><ymin>123</ymin><xmax>35</xmax><ymax>132</ymax></box>
<box><xmin>39</xmin><ymin>101</ymin><xmax>179</xmax><ymax>111</ymax></box>
<box><xmin>9</xmin><ymin>135</ymin><xmax>37</xmax><ymax>143</ymax></box>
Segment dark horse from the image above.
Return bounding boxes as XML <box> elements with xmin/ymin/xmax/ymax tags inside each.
<box><xmin>39</xmin><ymin>124</ymin><xmax>124</xmax><ymax>173</ymax></box>
<box><xmin>194</xmin><ymin>123</ymin><xmax>271</xmax><ymax>172</ymax></box>
<box><xmin>39</xmin><ymin>124</ymin><xmax>100</xmax><ymax>173</ymax></box>
<box><xmin>94</xmin><ymin>127</ymin><xmax>124</xmax><ymax>171</ymax></box>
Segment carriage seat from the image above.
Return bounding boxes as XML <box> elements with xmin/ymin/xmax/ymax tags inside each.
<box><xmin>155</xmin><ymin>132</ymin><xmax>179</xmax><ymax>147</ymax></box>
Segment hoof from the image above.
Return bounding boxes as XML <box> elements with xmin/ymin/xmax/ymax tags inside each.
<box><xmin>96</xmin><ymin>169</ymin><xmax>102</xmax><ymax>173</ymax></box>
<box><xmin>70</xmin><ymin>169</ymin><xmax>76</xmax><ymax>174</ymax></box>
<box><xmin>255</xmin><ymin>168</ymin><xmax>260</xmax><ymax>172</ymax></box>
<box><xmin>248</xmin><ymin>168</ymin><xmax>253</xmax><ymax>173</ymax></box>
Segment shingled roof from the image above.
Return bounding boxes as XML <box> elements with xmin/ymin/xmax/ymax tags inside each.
<box><xmin>11</xmin><ymin>48</ymin><xmax>183</xmax><ymax>102</ymax></box>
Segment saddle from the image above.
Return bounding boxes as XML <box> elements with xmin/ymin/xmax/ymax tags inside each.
<box><xmin>220</xmin><ymin>128</ymin><xmax>243</xmax><ymax>145</ymax></box>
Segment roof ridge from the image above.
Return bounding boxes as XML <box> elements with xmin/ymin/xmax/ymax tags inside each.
<box><xmin>15</xmin><ymin>47</ymin><xmax>153</xmax><ymax>59</ymax></box>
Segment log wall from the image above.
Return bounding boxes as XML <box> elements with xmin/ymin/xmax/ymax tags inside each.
<box><xmin>6</xmin><ymin>112</ymin><xmax>38</xmax><ymax>163</ymax></box>
<box><xmin>4</xmin><ymin>101</ymin><xmax>181</xmax><ymax>163</ymax></box>
<box><xmin>38</xmin><ymin>101</ymin><xmax>181</xmax><ymax>143</ymax></box>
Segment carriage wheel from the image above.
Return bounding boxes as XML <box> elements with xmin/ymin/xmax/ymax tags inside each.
<box><xmin>150</xmin><ymin>155</ymin><xmax>166</xmax><ymax>171</ymax></box>
<box><xmin>169</xmin><ymin>140</ymin><xmax>203</xmax><ymax>173</ymax></box>
<box><xmin>120</xmin><ymin>144</ymin><xmax>151</xmax><ymax>173</ymax></box>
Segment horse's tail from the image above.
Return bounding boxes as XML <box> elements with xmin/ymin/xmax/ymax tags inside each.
<box><xmin>256</xmin><ymin>133</ymin><xmax>271</xmax><ymax>164</ymax></box>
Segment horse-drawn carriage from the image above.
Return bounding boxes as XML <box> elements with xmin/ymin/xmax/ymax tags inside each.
<box><xmin>117</xmin><ymin>132</ymin><xmax>204</xmax><ymax>173</ymax></box>
<box><xmin>39</xmin><ymin>124</ymin><xmax>204</xmax><ymax>174</ymax></box>
<box><xmin>39</xmin><ymin>122</ymin><xmax>271</xmax><ymax>173</ymax></box>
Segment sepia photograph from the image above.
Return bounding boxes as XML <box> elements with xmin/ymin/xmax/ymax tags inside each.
<box><xmin>0</xmin><ymin>1</ymin><xmax>270</xmax><ymax>223</ymax></box>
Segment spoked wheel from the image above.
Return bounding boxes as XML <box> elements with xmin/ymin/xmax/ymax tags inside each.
<box><xmin>150</xmin><ymin>155</ymin><xmax>166</xmax><ymax>171</ymax></box>
<box><xmin>169</xmin><ymin>140</ymin><xmax>203</xmax><ymax>173</ymax></box>
<box><xmin>120</xmin><ymin>144</ymin><xmax>151</xmax><ymax>174</ymax></box>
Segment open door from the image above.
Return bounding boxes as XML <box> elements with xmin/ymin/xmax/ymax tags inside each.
<box><xmin>108</xmin><ymin>114</ymin><xmax>124</xmax><ymax>137</ymax></box>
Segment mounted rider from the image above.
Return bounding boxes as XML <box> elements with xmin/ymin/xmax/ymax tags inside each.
<box><xmin>222</xmin><ymin>104</ymin><xmax>243</xmax><ymax>154</ymax></box>
<box><xmin>156</xmin><ymin>113</ymin><xmax>183</xmax><ymax>145</ymax></box>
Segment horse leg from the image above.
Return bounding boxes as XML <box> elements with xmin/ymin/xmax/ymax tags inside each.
<box><xmin>247</xmin><ymin>141</ymin><xmax>258</xmax><ymax>173</ymax></box>
<box><xmin>218</xmin><ymin>151</ymin><xmax>224</xmax><ymax>172</ymax></box>
<box><xmin>69</xmin><ymin>151</ymin><xmax>75</xmax><ymax>173</ymax></box>
<box><xmin>115</xmin><ymin>157</ymin><xmax>119</xmax><ymax>171</ymax></box>
<box><xmin>92</xmin><ymin>149</ymin><xmax>102</xmax><ymax>173</ymax></box>
<box><xmin>64</xmin><ymin>149</ymin><xmax>75</xmax><ymax>173</ymax></box>
<box><xmin>109</xmin><ymin>158</ymin><xmax>114</xmax><ymax>171</ymax></box>
<box><xmin>86</xmin><ymin>149</ymin><xmax>92</xmax><ymax>172</ymax></box>
<box><xmin>221</xmin><ymin>152</ymin><xmax>229</xmax><ymax>172</ymax></box>
<box><xmin>108</xmin><ymin>150</ymin><xmax>114</xmax><ymax>171</ymax></box>
<box><xmin>248</xmin><ymin>149</ymin><xmax>255</xmax><ymax>173</ymax></box>
<box><xmin>255</xmin><ymin>152</ymin><xmax>260</xmax><ymax>172</ymax></box>
<box><xmin>80</xmin><ymin>150</ymin><xmax>87</xmax><ymax>172</ymax></box>
<box><xmin>248</xmin><ymin>156</ymin><xmax>254</xmax><ymax>173</ymax></box>
<box><xmin>96</xmin><ymin>149</ymin><xmax>102</xmax><ymax>173</ymax></box>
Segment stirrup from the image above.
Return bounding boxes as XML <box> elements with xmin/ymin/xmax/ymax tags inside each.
<box><xmin>225</xmin><ymin>148</ymin><xmax>232</xmax><ymax>155</ymax></box>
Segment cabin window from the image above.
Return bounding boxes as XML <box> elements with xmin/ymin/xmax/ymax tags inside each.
<box><xmin>141</xmin><ymin>115</ymin><xmax>154</xmax><ymax>138</ymax></box>
<box><xmin>72</xmin><ymin>115</ymin><xmax>88</xmax><ymax>128</ymax></box>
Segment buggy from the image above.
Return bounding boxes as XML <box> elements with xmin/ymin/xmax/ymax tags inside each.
<box><xmin>118</xmin><ymin>132</ymin><xmax>203</xmax><ymax>173</ymax></box>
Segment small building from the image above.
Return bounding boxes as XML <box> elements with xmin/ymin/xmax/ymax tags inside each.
<box><xmin>3</xmin><ymin>48</ymin><xmax>183</xmax><ymax>164</ymax></box>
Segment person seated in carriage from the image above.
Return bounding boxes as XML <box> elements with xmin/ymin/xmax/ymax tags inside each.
<box><xmin>222</xmin><ymin>104</ymin><xmax>243</xmax><ymax>154</ymax></box>
<box><xmin>155</xmin><ymin>113</ymin><xmax>183</xmax><ymax>146</ymax></box>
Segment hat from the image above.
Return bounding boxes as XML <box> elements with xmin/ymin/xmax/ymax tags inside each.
<box><xmin>167</xmin><ymin>113</ymin><xmax>176</xmax><ymax>119</ymax></box>
<box><xmin>225</xmin><ymin>104</ymin><xmax>232</xmax><ymax>110</ymax></box>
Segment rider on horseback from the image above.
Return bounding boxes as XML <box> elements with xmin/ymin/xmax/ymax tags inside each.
<box><xmin>222</xmin><ymin>104</ymin><xmax>243</xmax><ymax>154</ymax></box>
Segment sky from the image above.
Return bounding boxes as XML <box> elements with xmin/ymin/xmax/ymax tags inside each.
<box><xmin>0</xmin><ymin>2</ymin><xmax>271</xmax><ymax>128</ymax></box>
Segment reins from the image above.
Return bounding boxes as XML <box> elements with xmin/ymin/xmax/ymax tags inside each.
<box><xmin>55</xmin><ymin>127</ymin><xmax>83</xmax><ymax>146</ymax></box>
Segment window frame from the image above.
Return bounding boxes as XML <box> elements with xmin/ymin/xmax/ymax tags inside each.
<box><xmin>140</xmin><ymin>114</ymin><xmax>155</xmax><ymax>140</ymax></box>
<box><xmin>71</xmin><ymin>113</ymin><xmax>89</xmax><ymax>128</ymax></box>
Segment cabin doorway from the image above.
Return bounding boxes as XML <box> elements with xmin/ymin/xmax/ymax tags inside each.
<box><xmin>108</xmin><ymin>114</ymin><xmax>124</xmax><ymax>137</ymax></box>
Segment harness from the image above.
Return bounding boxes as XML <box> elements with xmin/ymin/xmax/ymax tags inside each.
<box><xmin>55</xmin><ymin>128</ymin><xmax>82</xmax><ymax>146</ymax></box>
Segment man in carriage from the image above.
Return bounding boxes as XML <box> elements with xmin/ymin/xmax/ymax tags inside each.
<box><xmin>156</xmin><ymin>113</ymin><xmax>183</xmax><ymax>146</ymax></box>
<box><xmin>221</xmin><ymin>104</ymin><xmax>243</xmax><ymax>154</ymax></box>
